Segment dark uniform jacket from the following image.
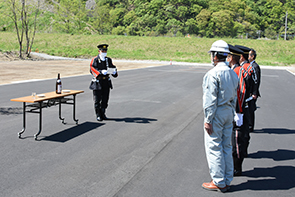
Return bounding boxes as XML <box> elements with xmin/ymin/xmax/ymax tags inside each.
<box><xmin>234</xmin><ymin>62</ymin><xmax>257</xmax><ymax>113</ymax></box>
<box><xmin>90</xmin><ymin>55</ymin><xmax>118</xmax><ymax>90</ymax></box>
<box><xmin>233</xmin><ymin>61</ymin><xmax>256</xmax><ymax>160</ymax></box>
<box><xmin>251</xmin><ymin>60</ymin><xmax>261</xmax><ymax>97</ymax></box>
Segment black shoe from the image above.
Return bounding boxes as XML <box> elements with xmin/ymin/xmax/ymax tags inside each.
<box><xmin>101</xmin><ymin>108</ymin><xmax>108</xmax><ymax>120</ymax></box>
<box><xmin>95</xmin><ymin>108</ymin><xmax>102</xmax><ymax>121</ymax></box>
<box><xmin>234</xmin><ymin>170</ymin><xmax>242</xmax><ymax>176</ymax></box>
<box><xmin>96</xmin><ymin>115</ymin><xmax>102</xmax><ymax>121</ymax></box>
<box><xmin>101</xmin><ymin>114</ymin><xmax>108</xmax><ymax>120</ymax></box>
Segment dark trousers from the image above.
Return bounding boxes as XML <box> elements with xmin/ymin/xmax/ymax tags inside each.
<box><xmin>232</xmin><ymin>107</ymin><xmax>250</xmax><ymax>171</ymax></box>
<box><xmin>93</xmin><ymin>86</ymin><xmax>110</xmax><ymax>114</ymax></box>
<box><xmin>248</xmin><ymin>99</ymin><xmax>257</xmax><ymax>132</ymax></box>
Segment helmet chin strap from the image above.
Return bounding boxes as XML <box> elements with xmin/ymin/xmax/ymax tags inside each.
<box><xmin>211</xmin><ymin>52</ymin><xmax>218</xmax><ymax>66</ymax></box>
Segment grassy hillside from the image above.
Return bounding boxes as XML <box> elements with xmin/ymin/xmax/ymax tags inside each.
<box><xmin>1</xmin><ymin>32</ymin><xmax>294</xmax><ymax>66</ymax></box>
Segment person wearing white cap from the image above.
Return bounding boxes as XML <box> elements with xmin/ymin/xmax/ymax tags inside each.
<box><xmin>201</xmin><ymin>40</ymin><xmax>239</xmax><ymax>193</ymax></box>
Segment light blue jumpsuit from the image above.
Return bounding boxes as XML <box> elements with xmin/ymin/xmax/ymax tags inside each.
<box><xmin>202</xmin><ymin>62</ymin><xmax>238</xmax><ymax>188</ymax></box>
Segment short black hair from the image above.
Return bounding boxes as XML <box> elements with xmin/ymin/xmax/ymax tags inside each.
<box><xmin>250</xmin><ymin>49</ymin><xmax>257</xmax><ymax>60</ymax></box>
<box><xmin>232</xmin><ymin>54</ymin><xmax>240</xmax><ymax>64</ymax></box>
<box><xmin>242</xmin><ymin>53</ymin><xmax>249</xmax><ymax>60</ymax></box>
<box><xmin>212</xmin><ymin>51</ymin><xmax>227</xmax><ymax>61</ymax></box>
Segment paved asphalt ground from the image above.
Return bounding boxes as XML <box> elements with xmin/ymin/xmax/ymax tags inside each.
<box><xmin>0</xmin><ymin>64</ymin><xmax>295</xmax><ymax>197</ymax></box>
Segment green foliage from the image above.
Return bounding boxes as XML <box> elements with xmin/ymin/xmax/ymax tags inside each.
<box><xmin>52</xmin><ymin>0</ymin><xmax>88</xmax><ymax>34</ymax></box>
<box><xmin>112</xmin><ymin>26</ymin><xmax>126</xmax><ymax>35</ymax></box>
<box><xmin>1</xmin><ymin>32</ymin><xmax>294</xmax><ymax>66</ymax></box>
<box><xmin>1</xmin><ymin>0</ymin><xmax>295</xmax><ymax>39</ymax></box>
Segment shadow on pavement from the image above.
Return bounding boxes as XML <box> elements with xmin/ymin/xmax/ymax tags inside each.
<box><xmin>248</xmin><ymin>149</ymin><xmax>295</xmax><ymax>161</ymax></box>
<box><xmin>41</xmin><ymin>121</ymin><xmax>103</xmax><ymax>142</ymax></box>
<box><xmin>253</xmin><ymin>128</ymin><xmax>295</xmax><ymax>134</ymax></box>
<box><xmin>230</xmin><ymin>166</ymin><xmax>295</xmax><ymax>191</ymax></box>
<box><xmin>0</xmin><ymin>107</ymin><xmax>23</xmax><ymax>115</ymax></box>
<box><xmin>107</xmin><ymin>117</ymin><xmax>157</xmax><ymax>124</ymax></box>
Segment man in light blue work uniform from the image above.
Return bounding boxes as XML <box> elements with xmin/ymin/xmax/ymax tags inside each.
<box><xmin>202</xmin><ymin>40</ymin><xmax>239</xmax><ymax>193</ymax></box>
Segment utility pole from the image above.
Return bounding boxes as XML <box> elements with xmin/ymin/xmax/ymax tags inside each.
<box><xmin>284</xmin><ymin>11</ymin><xmax>288</xmax><ymax>40</ymax></box>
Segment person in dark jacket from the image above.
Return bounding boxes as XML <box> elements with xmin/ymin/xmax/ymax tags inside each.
<box><xmin>90</xmin><ymin>44</ymin><xmax>118</xmax><ymax>121</ymax></box>
<box><xmin>248</xmin><ymin>49</ymin><xmax>261</xmax><ymax>132</ymax></box>
<box><xmin>232</xmin><ymin>45</ymin><xmax>257</xmax><ymax>176</ymax></box>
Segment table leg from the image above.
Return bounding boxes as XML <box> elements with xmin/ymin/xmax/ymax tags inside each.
<box><xmin>59</xmin><ymin>98</ymin><xmax>65</xmax><ymax>124</ymax></box>
<box><xmin>34</xmin><ymin>101</ymin><xmax>42</xmax><ymax>140</ymax></box>
<box><xmin>73</xmin><ymin>95</ymin><xmax>78</xmax><ymax>124</ymax></box>
<box><xmin>18</xmin><ymin>102</ymin><xmax>26</xmax><ymax>138</ymax></box>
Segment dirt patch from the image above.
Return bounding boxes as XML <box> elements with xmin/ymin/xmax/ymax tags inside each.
<box><xmin>1</xmin><ymin>52</ymin><xmax>294</xmax><ymax>86</ymax></box>
<box><xmin>0</xmin><ymin>52</ymin><xmax>165</xmax><ymax>85</ymax></box>
<box><xmin>0</xmin><ymin>51</ymin><xmax>22</xmax><ymax>61</ymax></box>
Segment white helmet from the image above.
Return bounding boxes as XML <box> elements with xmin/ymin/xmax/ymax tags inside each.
<box><xmin>208</xmin><ymin>40</ymin><xmax>230</xmax><ymax>54</ymax></box>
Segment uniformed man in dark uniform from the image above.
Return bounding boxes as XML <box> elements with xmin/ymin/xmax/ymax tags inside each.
<box><xmin>235</xmin><ymin>45</ymin><xmax>250</xmax><ymax>66</ymax></box>
<box><xmin>248</xmin><ymin>49</ymin><xmax>261</xmax><ymax>132</ymax></box>
<box><xmin>227</xmin><ymin>44</ymin><xmax>244</xmax><ymax>70</ymax></box>
<box><xmin>90</xmin><ymin>44</ymin><xmax>118</xmax><ymax>121</ymax></box>
<box><xmin>232</xmin><ymin>45</ymin><xmax>257</xmax><ymax>176</ymax></box>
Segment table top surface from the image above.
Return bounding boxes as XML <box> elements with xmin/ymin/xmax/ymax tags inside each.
<box><xmin>11</xmin><ymin>90</ymin><xmax>84</xmax><ymax>103</ymax></box>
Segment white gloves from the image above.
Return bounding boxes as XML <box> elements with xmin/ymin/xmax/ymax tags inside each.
<box><xmin>112</xmin><ymin>69</ymin><xmax>117</xmax><ymax>75</ymax></box>
<box><xmin>234</xmin><ymin>113</ymin><xmax>244</xmax><ymax>126</ymax></box>
<box><xmin>101</xmin><ymin>69</ymin><xmax>117</xmax><ymax>75</ymax></box>
<box><xmin>101</xmin><ymin>70</ymin><xmax>108</xmax><ymax>75</ymax></box>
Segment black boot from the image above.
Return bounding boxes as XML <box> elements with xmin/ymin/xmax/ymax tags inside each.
<box><xmin>101</xmin><ymin>108</ymin><xmax>108</xmax><ymax>120</ymax></box>
<box><xmin>233</xmin><ymin>157</ymin><xmax>243</xmax><ymax>176</ymax></box>
<box><xmin>95</xmin><ymin>108</ymin><xmax>102</xmax><ymax>121</ymax></box>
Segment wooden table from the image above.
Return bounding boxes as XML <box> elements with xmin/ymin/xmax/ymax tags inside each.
<box><xmin>11</xmin><ymin>90</ymin><xmax>84</xmax><ymax>140</ymax></box>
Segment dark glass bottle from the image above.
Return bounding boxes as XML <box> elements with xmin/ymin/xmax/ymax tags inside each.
<box><xmin>56</xmin><ymin>73</ymin><xmax>62</xmax><ymax>94</ymax></box>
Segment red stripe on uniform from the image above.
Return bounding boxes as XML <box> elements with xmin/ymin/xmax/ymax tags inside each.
<box><xmin>90</xmin><ymin>57</ymin><xmax>100</xmax><ymax>77</ymax></box>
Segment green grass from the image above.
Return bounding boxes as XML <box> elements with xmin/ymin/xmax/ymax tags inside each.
<box><xmin>1</xmin><ymin>32</ymin><xmax>295</xmax><ymax>66</ymax></box>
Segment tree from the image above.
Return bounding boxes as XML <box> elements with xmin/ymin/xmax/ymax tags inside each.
<box><xmin>196</xmin><ymin>9</ymin><xmax>211</xmax><ymax>37</ymax></box>
<box><xmin>0</xmin><ymin>2</ymin><xmax>10</xmax><ymax>31</ymax></box>
<box><xmin>282</xmin><ymin>0</ymin><xmax>295</xmax><ymax>39</ymax></box>
<box><xmin>89</xmin><ymin>4</ymin><xmax>111</xmax><ymax>34</ymax></box>
<box><xmin>109</xmin><ymin>7</ymin><xmax>127</xmax><ymax>28</ymax></box>
<box><xmin>4</xmin><ymin>0</ymin><xmax>40</xmax><ymax>58</ymax></box>
<box><xmin>53</xmin><ymin>0</ymin><xmax>87</xmax><ymax>34</ymax></box>
<box><xmin>2</xmin><ymin>0</ymin><xmax>295</xmax><ymax>39</ymax></box>
<box><xmin>166</xmin><ymin>18</ymin><xmax>182</xmax><ymax>36</ymax></box>
<box><xmin>184</xmin><ymin>18</ymin><xmax>198</xmax><ymax>35</ymax></box>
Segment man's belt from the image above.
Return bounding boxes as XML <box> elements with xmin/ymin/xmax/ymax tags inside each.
<box><xmin>97</xmin><ymin>76</ymin><xmax>109</xmax><ymax>80</ymax></box>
